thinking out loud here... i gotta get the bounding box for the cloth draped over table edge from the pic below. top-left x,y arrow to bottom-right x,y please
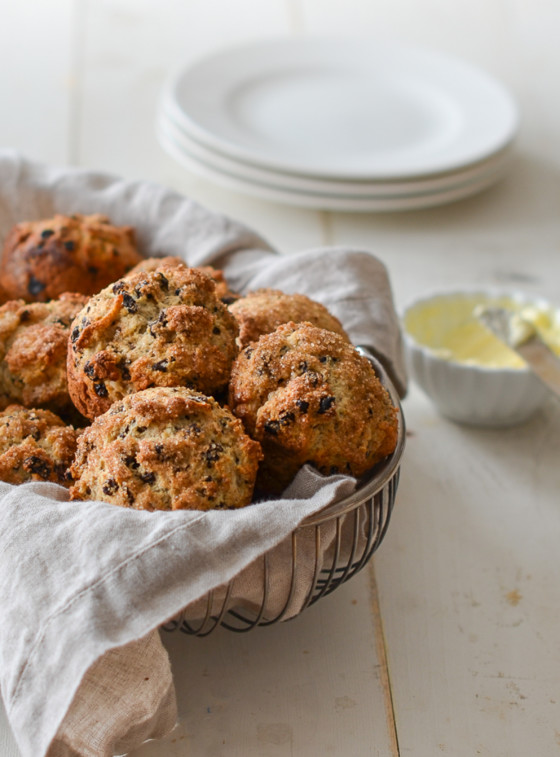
0,150 -> 407,757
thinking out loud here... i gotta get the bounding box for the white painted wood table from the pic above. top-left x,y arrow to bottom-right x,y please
1,1 -> 559,755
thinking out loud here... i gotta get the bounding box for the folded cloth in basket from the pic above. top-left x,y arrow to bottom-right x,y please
0,151 -> 406,757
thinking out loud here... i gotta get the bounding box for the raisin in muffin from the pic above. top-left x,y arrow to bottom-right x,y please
0,405 -> 78,485
228,322 -> 398,493
69,387 -> 262,511
229,288 -> 349,348
126,257 -> 239,304
0,213 -> 141,302
67,265 -> 239,419
0,293 -> 88,415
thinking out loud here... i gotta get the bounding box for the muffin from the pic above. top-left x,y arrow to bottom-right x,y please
0,293 -> 89,414
229,288 -> 349,348
69,387 -> 263,511
0,405 -> 78,485
228,322 -> 398,493
126,257 -> 239,304
126,255 -> 187,277
0,213 -> 142,301
67,265 -> 239,419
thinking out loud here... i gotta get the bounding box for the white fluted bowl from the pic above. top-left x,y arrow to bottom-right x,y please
402,290 -> 558,428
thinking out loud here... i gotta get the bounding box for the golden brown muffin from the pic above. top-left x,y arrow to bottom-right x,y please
126,257 -> 239,304
229,288 -> 349,348
197,265 -> 240,305
0,213 -> 142,302
228,322 -> 398,493
0,404 -> 78,485
69,387 -> 262,511
67,265 -> 240,419
0,293 -> 89,414
126,255 -> 187,276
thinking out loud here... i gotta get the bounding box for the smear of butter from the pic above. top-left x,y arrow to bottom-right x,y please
404,294 -> 560,369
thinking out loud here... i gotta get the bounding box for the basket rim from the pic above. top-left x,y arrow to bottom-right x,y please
298,348 -> 406,528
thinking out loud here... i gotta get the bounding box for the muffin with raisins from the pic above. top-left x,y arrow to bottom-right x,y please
69,387 -> 262,511
0,293 -> 88,415
229,288 -> 349,348
0,213 -> 141,302
67,265 -> 239,419
126,257 -> 239,305
0,405 -> 78,486
228,322 -> 398,493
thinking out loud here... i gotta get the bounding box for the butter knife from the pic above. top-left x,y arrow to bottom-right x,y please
476,306 -> 560,398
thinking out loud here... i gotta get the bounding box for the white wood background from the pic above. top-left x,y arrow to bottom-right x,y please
0,1 -> 560,755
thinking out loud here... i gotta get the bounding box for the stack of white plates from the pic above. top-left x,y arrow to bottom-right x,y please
157,38 -> 519,212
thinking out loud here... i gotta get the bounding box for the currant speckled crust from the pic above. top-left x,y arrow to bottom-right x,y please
67,265 -> 240,419
229,288 -> 349,348
0,293 -> 88,414
0,404 -> 78,485
228,322 -> 398,494
126,257 -> 240,304
69,387 -> 263,511
0,213 -> 142,302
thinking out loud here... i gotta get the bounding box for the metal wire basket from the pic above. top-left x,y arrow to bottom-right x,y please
164,349 -> 405,636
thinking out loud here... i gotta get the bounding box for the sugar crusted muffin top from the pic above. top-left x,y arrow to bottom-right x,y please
0,404 -> 78,485
0,293 -> 88,414
228,321 -> 398,493
229,288 -> 349,348
0,213 -> 142,302
67,265 -> 240,419
69,386 -> 263,511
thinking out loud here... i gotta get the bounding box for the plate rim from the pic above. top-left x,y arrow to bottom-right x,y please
157,119 -> 509,212
159,105 -> 514,198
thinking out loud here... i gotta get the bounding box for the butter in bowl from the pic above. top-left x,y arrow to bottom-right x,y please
402,290 -> 560,427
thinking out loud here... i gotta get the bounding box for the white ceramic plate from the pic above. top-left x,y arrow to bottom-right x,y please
158,106 -> 513,199
157,119 -> 509,212
164,37 -> 519,181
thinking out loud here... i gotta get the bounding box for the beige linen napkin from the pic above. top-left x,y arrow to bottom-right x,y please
0,151 -> 406,757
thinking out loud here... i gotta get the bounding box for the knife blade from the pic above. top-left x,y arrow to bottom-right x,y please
476,306 -> 560,398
